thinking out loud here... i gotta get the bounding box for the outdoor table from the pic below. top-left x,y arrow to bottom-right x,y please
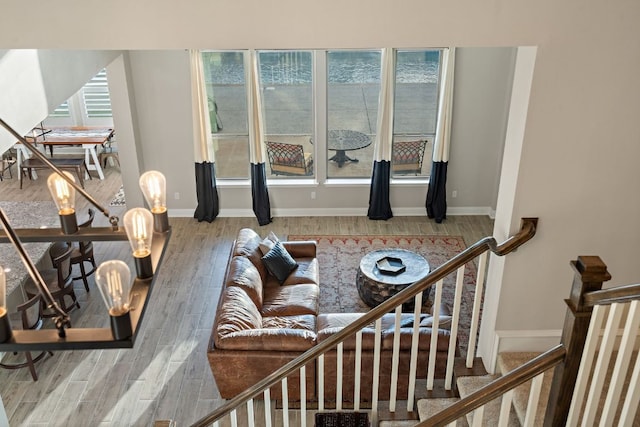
328,129 -> 372,167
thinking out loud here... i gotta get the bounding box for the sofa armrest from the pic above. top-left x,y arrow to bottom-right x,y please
283,241 -> 317,258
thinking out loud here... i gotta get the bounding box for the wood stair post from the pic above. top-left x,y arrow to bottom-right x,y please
543,256 -> 611,427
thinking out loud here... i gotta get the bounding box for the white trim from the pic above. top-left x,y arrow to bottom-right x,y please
169,206 -> 494,218
485,329 -> 562,373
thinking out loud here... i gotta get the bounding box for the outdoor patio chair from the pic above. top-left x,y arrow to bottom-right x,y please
392,140 -> 428,175
265,141 -> 313,176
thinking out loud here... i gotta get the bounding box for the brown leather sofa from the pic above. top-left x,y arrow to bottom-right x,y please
207,228 -> 452,402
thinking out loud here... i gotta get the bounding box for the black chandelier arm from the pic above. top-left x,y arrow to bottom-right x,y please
0,208 -> 71,332
0,117 -> 115,225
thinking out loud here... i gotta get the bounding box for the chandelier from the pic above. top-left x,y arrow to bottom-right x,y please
0,118 -> 171,351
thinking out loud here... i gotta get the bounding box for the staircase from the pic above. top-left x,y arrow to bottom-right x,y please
379,352 -> 547,427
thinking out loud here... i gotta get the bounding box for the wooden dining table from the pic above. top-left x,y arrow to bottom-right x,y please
18,126 -> 114,181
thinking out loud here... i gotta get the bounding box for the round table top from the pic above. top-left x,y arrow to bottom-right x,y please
359,248 -> 430,286
328,129 -> 372,151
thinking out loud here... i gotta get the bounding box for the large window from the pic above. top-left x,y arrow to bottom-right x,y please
327,50 -> 381,179
203,49 -> 443,181
392,50 -> 441,178
202,51 -> 250,179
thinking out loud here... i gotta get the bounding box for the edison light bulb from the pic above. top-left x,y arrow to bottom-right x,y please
95,260 -> 132,316
123,208 -> 153,258
139,171 -> 166,214
47,172 -> 76,215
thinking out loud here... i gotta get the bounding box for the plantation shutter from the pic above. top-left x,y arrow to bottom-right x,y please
82,69 -> 112,118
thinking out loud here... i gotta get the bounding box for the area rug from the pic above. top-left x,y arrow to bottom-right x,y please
287,234 -> 480,355
109,185 -> 126,207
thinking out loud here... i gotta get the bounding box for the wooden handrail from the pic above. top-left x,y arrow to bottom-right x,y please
190,217 -> 538,427
583,283 -> 640,307
420,345 -> 566,426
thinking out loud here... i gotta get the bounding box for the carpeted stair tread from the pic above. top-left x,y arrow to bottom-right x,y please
457,375 -> 521,426
497,352 -> 551,427
417,398 -> 468,426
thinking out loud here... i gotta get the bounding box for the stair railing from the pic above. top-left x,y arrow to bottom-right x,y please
421,255 -> 640,427
190,217 -> 538,427
422,345 -> 566,426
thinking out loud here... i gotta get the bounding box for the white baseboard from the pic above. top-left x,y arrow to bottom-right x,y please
168,206 -> 494,218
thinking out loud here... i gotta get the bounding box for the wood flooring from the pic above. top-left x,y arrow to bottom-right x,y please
0,165 -> 493,426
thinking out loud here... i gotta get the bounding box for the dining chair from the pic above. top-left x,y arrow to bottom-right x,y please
0,294 -> 54,381
265,141 -> 313,176
99,139 -> 120,169
392,140 -> 428,175
23,242 -> 79,316
0,148 -> 16,181
69,208 -> 97,292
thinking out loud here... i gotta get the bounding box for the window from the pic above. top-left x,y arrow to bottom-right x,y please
202,51 -> 250,179
327,50 -> 381,178
81,69 -> 112,118
49,101 -> 70,118
203,49 -> 443,182
259,51 -> 314,179
391,50 -> 441,178
46,69 -> 113,126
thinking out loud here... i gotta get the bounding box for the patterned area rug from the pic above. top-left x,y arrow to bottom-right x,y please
287,234 -> 479,355
109,185 -> 126,207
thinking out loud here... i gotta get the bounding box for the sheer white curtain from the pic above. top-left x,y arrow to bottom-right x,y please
246,50 -> 267,165
433,47 -> 455,165
189,49 -> 219,222
245,50 -> 271,225
368,47 -> 395,220
190,50 -> 214,163
373,47 -> 395,163
426,47 -> 456,223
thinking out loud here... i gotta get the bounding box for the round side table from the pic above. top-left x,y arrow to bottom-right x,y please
356,248 -> 430,311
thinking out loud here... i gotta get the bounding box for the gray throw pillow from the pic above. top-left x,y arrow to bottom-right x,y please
262,241 -> 298,284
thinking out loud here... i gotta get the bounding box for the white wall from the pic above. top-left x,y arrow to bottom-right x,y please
0,50 -> 121,153
1,0 -> 639,362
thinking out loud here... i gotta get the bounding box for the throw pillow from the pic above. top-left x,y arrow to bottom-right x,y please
259,231 -> 280,255
262,241 -> 298,284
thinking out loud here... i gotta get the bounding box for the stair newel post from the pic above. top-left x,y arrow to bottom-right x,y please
543,256 -> 611,427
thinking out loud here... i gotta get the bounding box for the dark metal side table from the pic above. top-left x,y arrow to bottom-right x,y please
356,248 -> 430,310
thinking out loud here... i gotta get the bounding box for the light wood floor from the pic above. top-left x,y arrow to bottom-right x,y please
0,165 -> 494,426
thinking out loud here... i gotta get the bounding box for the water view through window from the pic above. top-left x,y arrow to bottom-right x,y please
202,49 -> 441,179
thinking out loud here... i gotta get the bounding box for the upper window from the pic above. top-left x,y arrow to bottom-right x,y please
203,49 -> 443,182
391,50 -> 441,178
202,51 -> 250,179
327,50 -> 381,179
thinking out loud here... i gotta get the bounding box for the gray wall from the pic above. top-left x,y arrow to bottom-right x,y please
119,47 -> 515,216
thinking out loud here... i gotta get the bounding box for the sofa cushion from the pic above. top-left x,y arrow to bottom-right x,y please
317,313 -> 452,351
233,228 -> 269,282
226,256 -> 263,308
217,315 -> 317,351
262,283 -> 319,316
215,287 -> 262,349
259,231 -> 280,255
262,242 -> 298,284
